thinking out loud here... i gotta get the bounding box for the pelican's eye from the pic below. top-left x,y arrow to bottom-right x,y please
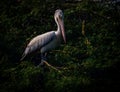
59,14 -> 63,19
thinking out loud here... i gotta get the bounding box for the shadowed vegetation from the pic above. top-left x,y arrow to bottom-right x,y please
0,0 -> 120,92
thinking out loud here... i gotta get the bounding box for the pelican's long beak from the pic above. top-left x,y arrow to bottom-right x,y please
58,18 -> 66,43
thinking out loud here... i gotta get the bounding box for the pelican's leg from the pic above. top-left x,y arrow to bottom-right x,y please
38,53 -> 47,66
41,53 -> 47,61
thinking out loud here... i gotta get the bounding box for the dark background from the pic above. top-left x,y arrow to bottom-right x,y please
0,0 -> 120,92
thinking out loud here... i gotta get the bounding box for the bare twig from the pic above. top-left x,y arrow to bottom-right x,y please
42,60 -> 61,72
91,11 -> 111,19
82,20 -> 85,36
41,60 -> 68,78
82,20 -> 91,45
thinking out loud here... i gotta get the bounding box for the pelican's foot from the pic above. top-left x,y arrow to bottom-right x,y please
36,59 -> 45,68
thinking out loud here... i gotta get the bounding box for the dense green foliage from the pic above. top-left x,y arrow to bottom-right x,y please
0,0 -> 120,92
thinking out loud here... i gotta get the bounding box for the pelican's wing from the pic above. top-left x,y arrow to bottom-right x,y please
20,31 -> 56,60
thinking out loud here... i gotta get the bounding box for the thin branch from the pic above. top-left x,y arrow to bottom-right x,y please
91,11 -> 111,20
42,60 -> 68,78
82,20 -> 91,45
42,60 -> 61,72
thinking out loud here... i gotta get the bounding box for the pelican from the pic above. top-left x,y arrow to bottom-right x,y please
20,9 -> 66,66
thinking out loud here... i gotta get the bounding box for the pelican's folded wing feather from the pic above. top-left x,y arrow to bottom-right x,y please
20,31 -> 56,60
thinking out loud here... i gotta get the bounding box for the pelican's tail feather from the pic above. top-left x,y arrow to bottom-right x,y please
20,46 -> 30,61
20,53 -> 26,61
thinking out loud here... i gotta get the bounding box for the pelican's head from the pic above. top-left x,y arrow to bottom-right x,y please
54,9 -> 66,43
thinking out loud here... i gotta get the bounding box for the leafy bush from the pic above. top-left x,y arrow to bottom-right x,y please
0,0 -> 120,92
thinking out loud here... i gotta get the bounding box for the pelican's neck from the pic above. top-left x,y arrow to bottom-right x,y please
55,18 -> 61,35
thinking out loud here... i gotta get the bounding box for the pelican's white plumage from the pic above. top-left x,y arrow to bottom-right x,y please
21,9 -> 66,61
